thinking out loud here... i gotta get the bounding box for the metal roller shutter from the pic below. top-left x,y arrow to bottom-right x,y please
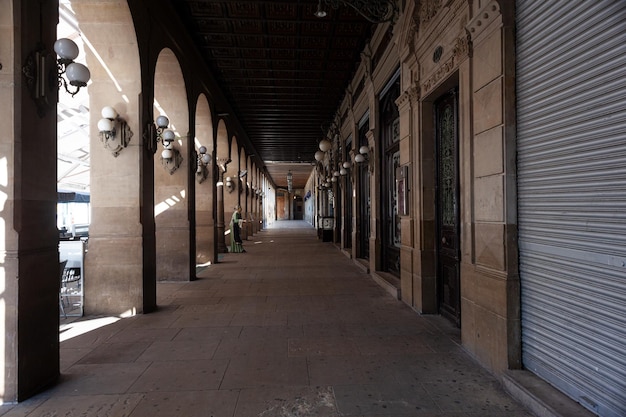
516,1 -> 626,416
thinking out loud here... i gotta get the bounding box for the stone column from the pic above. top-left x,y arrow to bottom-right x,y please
216,158 -> 228,253
3,1 -> 60,401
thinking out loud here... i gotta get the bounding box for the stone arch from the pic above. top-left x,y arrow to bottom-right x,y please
153,47 -> 190,281
214,118 -> 229,253
194,94 -> 215,264
224,135 -> 241,243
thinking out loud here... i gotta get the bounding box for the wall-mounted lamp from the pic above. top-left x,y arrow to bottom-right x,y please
319,139 -> 332,152
225,176 -> 234,193
22,38 -> 91,117
155,115 -> 183,174
196,145 -> 211,183
354,145 -> 369,163
340,161 -> 351,175
97,106 -> 133,157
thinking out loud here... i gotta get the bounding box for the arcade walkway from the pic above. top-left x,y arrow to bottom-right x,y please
1,221 -> 534,416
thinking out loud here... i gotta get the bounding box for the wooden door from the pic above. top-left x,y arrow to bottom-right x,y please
435,89 -> 461,326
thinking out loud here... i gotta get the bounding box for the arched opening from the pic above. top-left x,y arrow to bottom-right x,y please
215,119 -> 229,253
153,48 -> 190,281
71,0 -> 143,316
194,94 -> 215,266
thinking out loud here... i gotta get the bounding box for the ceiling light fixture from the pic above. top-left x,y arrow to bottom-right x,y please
314,0 -> 327,18
287,170 -> 293,193
313,0 -> 398,24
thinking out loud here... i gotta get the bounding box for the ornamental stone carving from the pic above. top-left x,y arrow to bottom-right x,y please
422,32 -> 471,94
419,0 -> 443,24
422,54 -> 455,94
453,31 -> 472,60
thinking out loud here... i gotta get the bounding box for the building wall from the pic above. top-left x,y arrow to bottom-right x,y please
333,0 -> 519,375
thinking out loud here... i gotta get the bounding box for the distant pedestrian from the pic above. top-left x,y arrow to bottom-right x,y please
230,205 -> 245,253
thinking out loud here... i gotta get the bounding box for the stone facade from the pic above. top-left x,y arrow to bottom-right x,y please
327,0 -> 520,374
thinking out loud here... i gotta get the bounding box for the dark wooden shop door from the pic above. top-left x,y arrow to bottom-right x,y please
435,89 -> 461,326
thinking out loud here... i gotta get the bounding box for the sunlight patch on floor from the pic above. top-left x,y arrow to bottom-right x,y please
59,316 -> 120,342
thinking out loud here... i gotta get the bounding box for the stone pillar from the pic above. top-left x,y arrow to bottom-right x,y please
396,85 -> 419,308
74,0 -> 148,313
216,159 -> 228,253
365,128 -> 380,273
3,1 -> 60,401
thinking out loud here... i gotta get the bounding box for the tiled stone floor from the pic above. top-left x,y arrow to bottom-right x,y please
0,220 -> 535,416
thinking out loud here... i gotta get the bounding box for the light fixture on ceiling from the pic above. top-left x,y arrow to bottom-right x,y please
97,106 -> 133,157
155,115 -> 183,174
314,0 -> 327,18
22,37 -> 91,117
287,170 -> 293,193
196,145 -> 211,183
313,0 -> 398,24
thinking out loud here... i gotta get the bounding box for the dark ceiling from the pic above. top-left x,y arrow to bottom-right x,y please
171,0 -> 377,188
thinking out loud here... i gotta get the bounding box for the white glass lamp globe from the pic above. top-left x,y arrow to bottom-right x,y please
319,139 -> 331,152
163,129 -> 175,142
101,106 -> 118,120
66,62 -> 90,86
198,145 -> 207,154
161,149 -> 173,159
156,115 -> 169,128
97,118 -> 113,132
314,150 -> 325,161
54,38 -> 79,61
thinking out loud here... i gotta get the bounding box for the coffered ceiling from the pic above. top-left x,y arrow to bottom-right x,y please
171,0 -> 376,189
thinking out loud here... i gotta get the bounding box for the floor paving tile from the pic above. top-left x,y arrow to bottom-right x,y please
128,390 -> 239,417
135,339 -> 220,362
49,362 -> 151,396
127,359 -> 229,393
5,394 -> 144,417
77,341 -> 151,364
220,355 -> 309,389
333,382 -> 440,416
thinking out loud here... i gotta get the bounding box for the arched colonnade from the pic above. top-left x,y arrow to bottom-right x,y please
2,0 -> 270,402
